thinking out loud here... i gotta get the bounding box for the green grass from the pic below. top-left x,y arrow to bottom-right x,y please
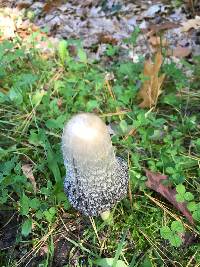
0,31 -> 200,267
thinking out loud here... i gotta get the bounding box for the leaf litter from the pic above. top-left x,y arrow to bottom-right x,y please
1,0 -> 199,62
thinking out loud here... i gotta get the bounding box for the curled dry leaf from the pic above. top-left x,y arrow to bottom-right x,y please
145,169 -> 194,225
22,164 -> 37,193
57,98 -> 63,108
181,16 -> 200,32
43,0 -> 65,13
17,2 -> 32,9
168,46 -> 192,58
148,22 -> 180,33
39,244 -> 49,256
98,33 -> 118,45
137,52 -> 165,108
148,36 -> 168,47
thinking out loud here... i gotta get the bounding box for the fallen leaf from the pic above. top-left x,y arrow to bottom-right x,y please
39,244 -> 49,256
148,36 -> 168,47
17,2 -> 32,9
148,22 -> 180,33
43,0 -> 65,13
168,46 -> 192,58
123,127 -> 137,140
145,169 -> 194,225
98,33 -> 118,45
80,0 -> 101,7
142,4 -> 163,18
22,164 -> 37,193
57,98 -> 63,108
181,16 -> 200,32
68,45 -> 77,57
137,52 -> 165,108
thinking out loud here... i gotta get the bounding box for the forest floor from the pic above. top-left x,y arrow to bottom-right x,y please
1,0 -> 200,266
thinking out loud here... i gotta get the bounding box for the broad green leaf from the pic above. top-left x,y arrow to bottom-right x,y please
14,73 -> 38,87
123,27 -> 140,45
45,115 -> 66,129
0,157 -> 16,177
9,87 -> 23,105
166,167 -> 174,174
49,207 -> 56,215
20,193 -> 30,216
29,198 -> 41,210
169,235 -> 182,247
86,100 -> 99,112
43,133 -> 61,183
21,219 -> 32,237
176,184 -> 185,194
58,40 -> 70,64
193,210 -> 200,221
44,211 -> 53,223
119,120 -> 128,133
44,207 -> 56,223
77,48 -> 87,64
150,129 -> 163,140
184,192 -> 194,201
171,221 -> 184,233
187,202 -> 197,212
28,130 -> 45,147
32,90 -> 46,106
55,192 -> 71,210
176,194 -> 185,203
0,188 -> 8,204
106,45 -> 119,57
95,258 -> 128,267
141,256 -> 153,267
160,226 -> 172,239
35,210 -> 43,220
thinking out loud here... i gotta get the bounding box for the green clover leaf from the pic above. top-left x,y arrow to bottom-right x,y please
169,235 -> 182,247
171,221 -> 184,233
160,226 -> 172,239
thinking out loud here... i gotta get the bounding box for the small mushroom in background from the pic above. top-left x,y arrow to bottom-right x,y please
62,113 -> 128,220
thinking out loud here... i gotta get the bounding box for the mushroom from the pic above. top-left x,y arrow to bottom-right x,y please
62,113 -> 128,219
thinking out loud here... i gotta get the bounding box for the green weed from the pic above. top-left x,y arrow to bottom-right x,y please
0,30 -> 200,266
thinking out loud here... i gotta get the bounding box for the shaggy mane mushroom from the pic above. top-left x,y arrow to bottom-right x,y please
62,113 -> 128,219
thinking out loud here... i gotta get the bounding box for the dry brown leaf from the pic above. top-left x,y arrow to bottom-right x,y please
168,46 -> 192,58
17,2 -> 32,9
98,33 -> 118,45
22,164 -> 37,193
43,0 -> 65,13
148,36 -> 168,47
181,16 -> 200,32
57,98 -> 63,108
68,45 -> 77,56
137,52 -> 165,108
148,22 -> 180,33
145,169 -> 194,225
